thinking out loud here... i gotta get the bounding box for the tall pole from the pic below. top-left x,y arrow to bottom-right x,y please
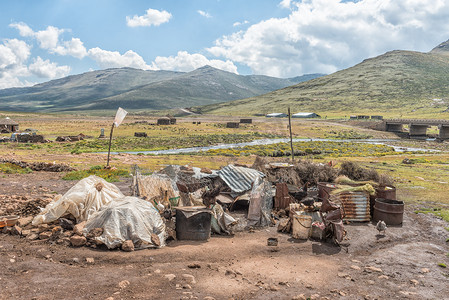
106,123 -> 115,168
288,107 -> 294,162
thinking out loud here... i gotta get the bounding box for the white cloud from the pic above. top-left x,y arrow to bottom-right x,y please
53,38 -> 88,59
152,51 -> 238,73
198,10 -> 212,18
88,47 -> 155,70
10,22 -> 87,59
233,20 -> 249,27
126,8 -> 172,27
0,39 -> 32,88
208,0 -> 449,77
28,56 -> 70,78
279,0 -> 293,9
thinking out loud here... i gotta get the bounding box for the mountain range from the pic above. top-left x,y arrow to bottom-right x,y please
201,40 -> 449,117
0,66 -> 323,112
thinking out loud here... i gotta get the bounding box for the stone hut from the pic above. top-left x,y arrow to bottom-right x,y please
0,118 -> 19,132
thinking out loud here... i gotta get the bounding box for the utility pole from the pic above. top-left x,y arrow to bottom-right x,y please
288,107 -> 294,162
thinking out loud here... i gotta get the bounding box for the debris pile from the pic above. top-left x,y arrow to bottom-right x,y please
1,158 -> 397,251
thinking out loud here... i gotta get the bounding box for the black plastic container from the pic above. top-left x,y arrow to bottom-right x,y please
175,206 -> 212,240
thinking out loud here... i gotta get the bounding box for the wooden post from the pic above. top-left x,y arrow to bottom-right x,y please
288,107 -> 294,161
106,123 -> 115,168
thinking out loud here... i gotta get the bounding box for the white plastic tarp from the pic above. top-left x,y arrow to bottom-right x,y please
32,175 -> 124,225
83,196 -> 166,249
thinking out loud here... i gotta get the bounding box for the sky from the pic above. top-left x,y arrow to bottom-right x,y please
1,0 -> 449,89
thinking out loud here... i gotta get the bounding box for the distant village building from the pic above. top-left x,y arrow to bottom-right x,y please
157,117 -> 171,125
266,113 -> 288,118
226,122 -> 240,128
291,112 -> 320,118
239,118 -> 253,124
0,117 -> 19,132
370,115 -> 383,120
356,115 -> 370,120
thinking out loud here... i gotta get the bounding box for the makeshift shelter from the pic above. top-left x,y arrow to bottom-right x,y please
292,112 -> 320,118
32,176 -> 124,225
0,117 -> 19,132
83,196 -> 166,249
226,122 -> 240,128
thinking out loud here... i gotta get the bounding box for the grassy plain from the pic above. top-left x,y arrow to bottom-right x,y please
1,112 -> 448,216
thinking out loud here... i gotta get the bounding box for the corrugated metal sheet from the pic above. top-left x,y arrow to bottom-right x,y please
336,191 -> 370,222
217,165 -> 265,193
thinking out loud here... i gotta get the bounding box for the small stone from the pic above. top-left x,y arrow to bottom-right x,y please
86,227 -> 103,239
72,258 -> 80,263
378,275 -> 389,280
121,240 -> 134,252
154,269 -> 161,274
37,224 -> 49,232
73,221 -> 86,236
203,297 -> 216,300
151,233 -> 161,247
52,226 -> 63,234
351,259 -> 361,263
11,225 -> 22,236
70,235 -> 87,247
410,279 -> 419,286
86,257 -> 95,264
182,284 -> 192,290
339,291 -> 346,296
104,297 -> 114,300
350,265 -> 361,270
21,229 -> 31,236
26,233 -> 39,240
225,270 -> 236,276
164,274 -> 176,281
278,281 -> 288,286
17,216 -> 33,227
10,258 -> 15,263
267,285 -> 279,291
365,266 -> 382,273
39,231 -> 52,240
182,274 -> 196,284
367,280 -> 375,285
118,280 -> 130,289
188,263 -> 201,269
310,294 -> 320,300
421,268 -> 430,273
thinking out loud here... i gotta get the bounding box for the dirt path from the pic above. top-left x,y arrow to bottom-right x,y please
1,173 -> 448,299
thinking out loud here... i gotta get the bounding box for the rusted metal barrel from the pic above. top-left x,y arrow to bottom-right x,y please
337,191 -> 371,222
370,185 -> 396,216
373,198 -> 404,225
317,182 -> 337,201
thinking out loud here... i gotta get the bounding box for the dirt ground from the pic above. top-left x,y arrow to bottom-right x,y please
1,172 -> 449,300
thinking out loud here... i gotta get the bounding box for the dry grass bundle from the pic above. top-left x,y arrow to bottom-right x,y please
338,161 -> 380,182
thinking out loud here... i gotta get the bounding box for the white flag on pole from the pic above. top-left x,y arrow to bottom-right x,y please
113,107 -> 128,127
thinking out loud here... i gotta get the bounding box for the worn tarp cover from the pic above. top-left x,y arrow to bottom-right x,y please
83,196 -> 166,249
247,177 -> 274,227
217,165 -> 265,193
32,175 -> 124,225
136,173 -> 179,202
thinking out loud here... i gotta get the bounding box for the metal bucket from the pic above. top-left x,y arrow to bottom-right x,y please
373,198 -> 404,225
175,206 -> 212,240
292,215 -> 312,239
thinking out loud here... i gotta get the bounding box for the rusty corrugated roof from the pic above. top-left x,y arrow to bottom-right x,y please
0,118 -> 18,125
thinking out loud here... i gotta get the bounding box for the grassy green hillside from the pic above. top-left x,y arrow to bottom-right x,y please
200,48 -> 449,118
0,66 -> 323,112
